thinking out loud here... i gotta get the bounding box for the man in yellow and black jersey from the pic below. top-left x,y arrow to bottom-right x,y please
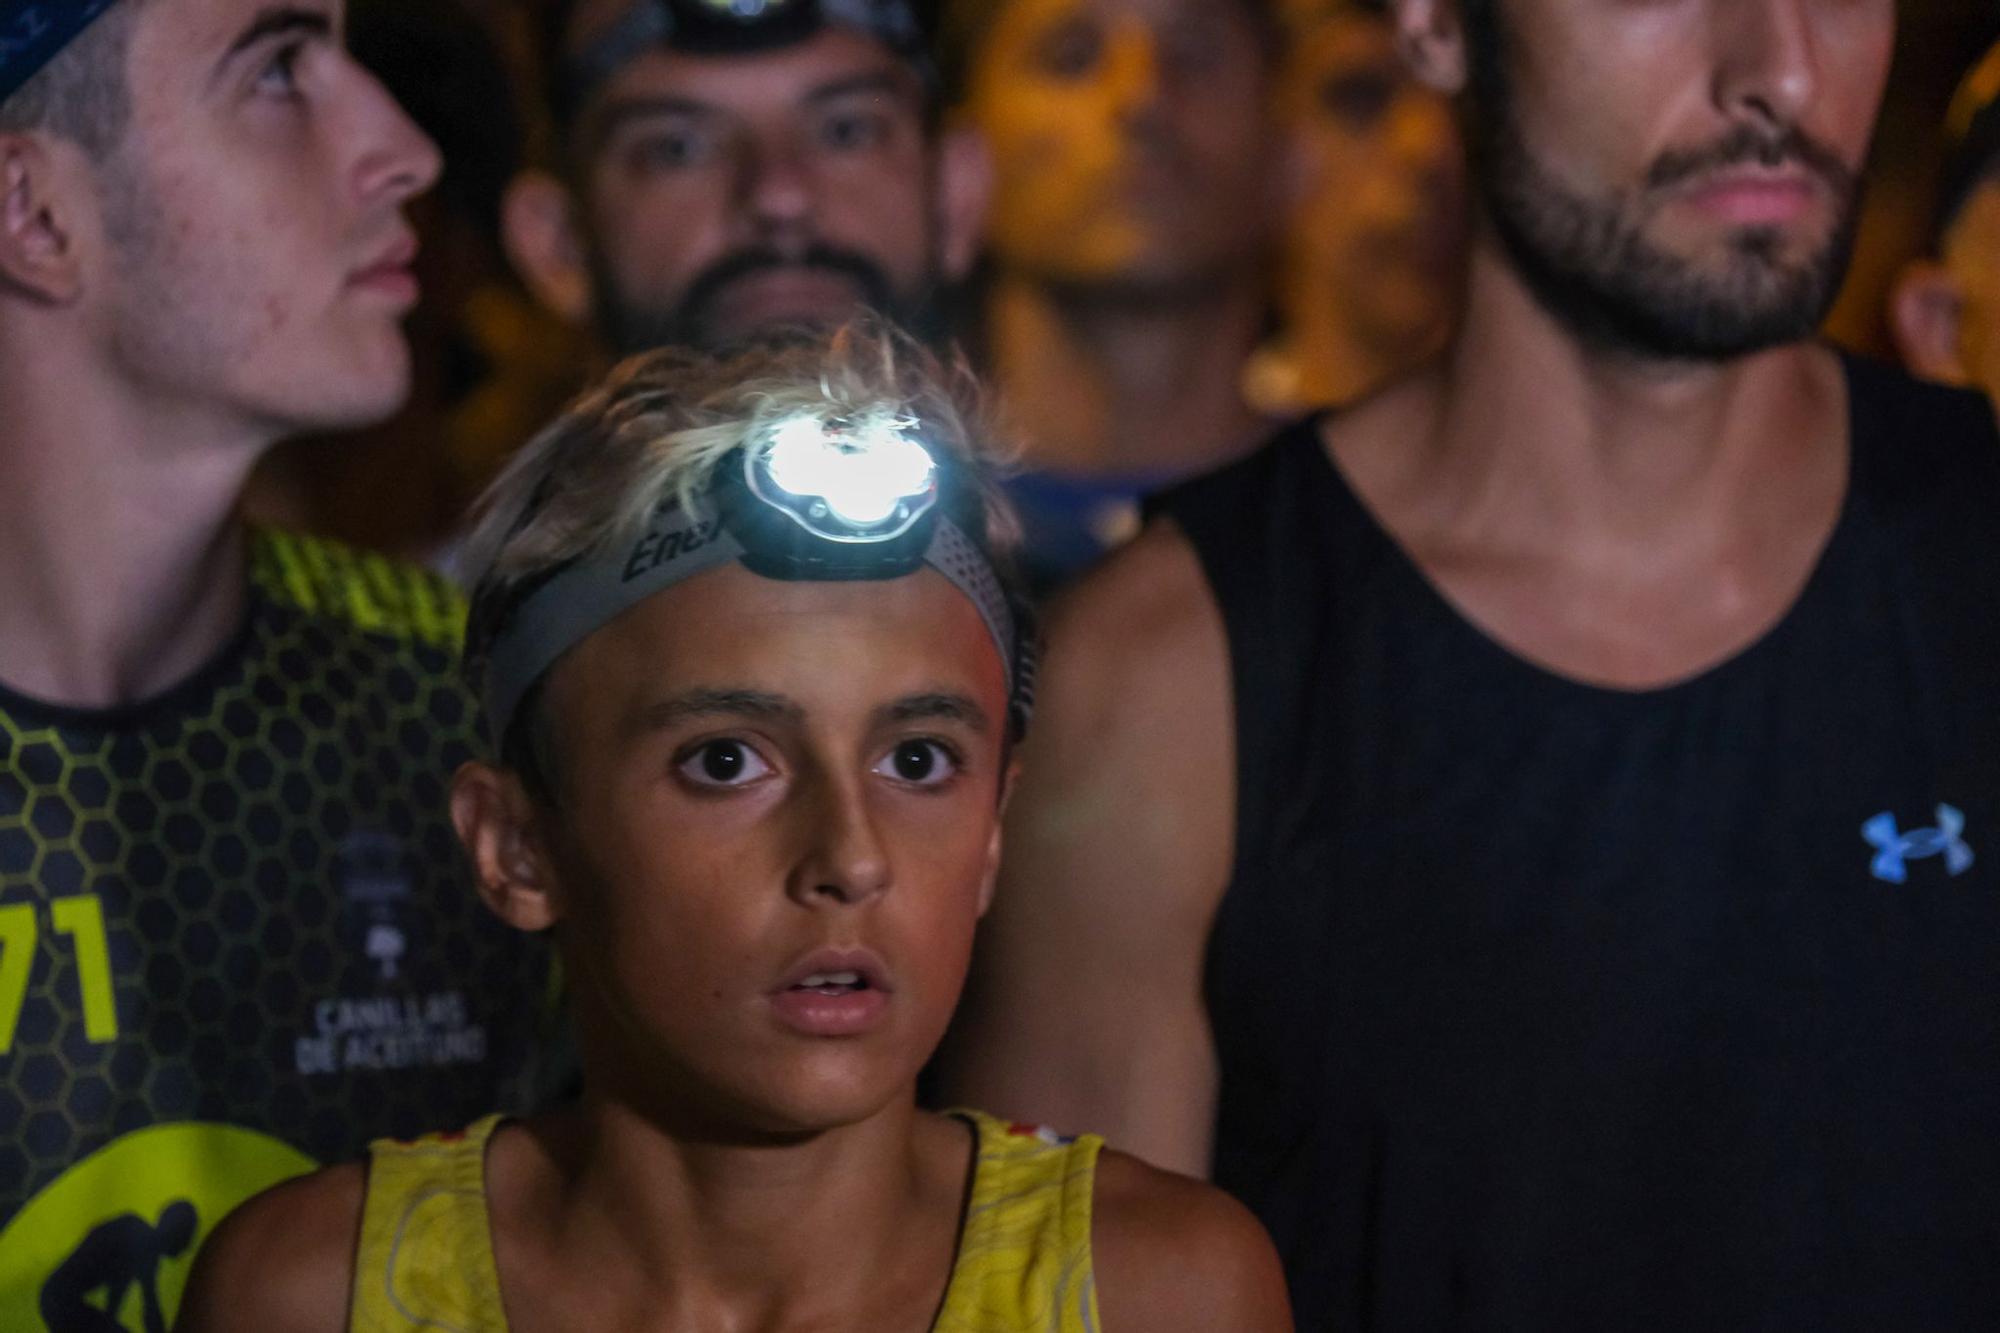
0,2 -> 558,1327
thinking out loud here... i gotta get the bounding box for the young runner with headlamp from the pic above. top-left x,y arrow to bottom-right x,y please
177,325 -> 1290,1333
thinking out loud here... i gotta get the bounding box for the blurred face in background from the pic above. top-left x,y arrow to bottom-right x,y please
1277,4 -> 1463,361
507,2 -> 986,354
1890,46 -> 2000,414
1940,185 -> 2000,407
1893,179 -> 2000,412
962,0 -> 1278,292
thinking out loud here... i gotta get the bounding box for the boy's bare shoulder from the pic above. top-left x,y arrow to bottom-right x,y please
174,1162 -> 366,1333
1090,1148 -> 1294,1332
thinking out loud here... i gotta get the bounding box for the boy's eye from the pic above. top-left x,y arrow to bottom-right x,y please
678,740 -> 773,787
873,740 -> 961,787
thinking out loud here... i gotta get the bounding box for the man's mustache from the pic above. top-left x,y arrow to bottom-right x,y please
1647,123 -> 1856,200
680,245 -> 895,325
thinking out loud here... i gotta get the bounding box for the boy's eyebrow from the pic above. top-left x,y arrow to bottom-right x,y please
219,5 -> 334,65
877,692 -> 991,735
636,688 -> 804,730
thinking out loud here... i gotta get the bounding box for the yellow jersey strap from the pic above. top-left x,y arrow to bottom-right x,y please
351,1115 -> 510,1333
346,1109 -> 1099,1333
250,527 -> 467,651
934,1109 -> 1103,1332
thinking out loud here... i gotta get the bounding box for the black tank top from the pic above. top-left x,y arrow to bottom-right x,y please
1160,355 -> 2000,1331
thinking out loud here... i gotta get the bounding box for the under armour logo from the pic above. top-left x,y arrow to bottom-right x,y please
1861,805 -> 1975,884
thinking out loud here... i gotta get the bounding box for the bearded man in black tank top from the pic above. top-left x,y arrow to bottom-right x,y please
940,0 -> 2000,1327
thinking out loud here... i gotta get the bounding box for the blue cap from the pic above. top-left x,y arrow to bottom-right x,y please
0,1 -> 121,108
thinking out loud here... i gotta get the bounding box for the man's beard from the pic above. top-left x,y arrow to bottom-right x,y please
1461,5 -> 1864,362
591,244 -> 939,357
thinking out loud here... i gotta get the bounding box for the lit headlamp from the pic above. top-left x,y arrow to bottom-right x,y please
728,414 -> 942,581
483,415 -> 1032,749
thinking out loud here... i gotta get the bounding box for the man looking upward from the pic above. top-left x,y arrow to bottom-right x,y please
946,0 -> 2000,1326
0,1 -> 556,1321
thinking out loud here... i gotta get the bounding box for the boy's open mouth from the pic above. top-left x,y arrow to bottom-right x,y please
791,970 -> 871,997
770,953 -> 892,1036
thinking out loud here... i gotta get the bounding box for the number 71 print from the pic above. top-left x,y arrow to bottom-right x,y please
0,897 -> 120,1055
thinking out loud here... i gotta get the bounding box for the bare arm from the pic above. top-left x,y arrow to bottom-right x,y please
1091,1150 -> 1294,1333
173,1164 -> 364,1333
938,520 -> 1235,1176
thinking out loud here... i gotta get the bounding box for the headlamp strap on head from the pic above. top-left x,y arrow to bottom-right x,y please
483,494 -> 1023,748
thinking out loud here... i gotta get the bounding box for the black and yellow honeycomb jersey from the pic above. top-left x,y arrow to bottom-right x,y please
0,528 -> 559,1330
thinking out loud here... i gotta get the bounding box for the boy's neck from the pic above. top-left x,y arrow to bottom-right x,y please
492,1095 -> 975,1331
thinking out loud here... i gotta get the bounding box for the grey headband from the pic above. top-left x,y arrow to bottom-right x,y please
483,497 -> 1019,745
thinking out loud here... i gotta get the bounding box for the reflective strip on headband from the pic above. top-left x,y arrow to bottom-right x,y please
483,501 -> 1018,745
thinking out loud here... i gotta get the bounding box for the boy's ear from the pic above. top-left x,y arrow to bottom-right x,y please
0,135 -> 86,305
503,169 -> 594,327
450,761 -> 566,932
976,758 -> 1024,918
1391,0 -> 1471,97
1891,260 -> 1970,387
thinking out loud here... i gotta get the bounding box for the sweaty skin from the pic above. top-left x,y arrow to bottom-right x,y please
940,0 -> 1895,1176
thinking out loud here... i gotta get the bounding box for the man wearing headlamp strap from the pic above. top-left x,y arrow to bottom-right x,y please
180,326 -> 1290,1333
504,0 -> 987,360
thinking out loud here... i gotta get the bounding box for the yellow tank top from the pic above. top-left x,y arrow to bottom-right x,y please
349,1110 -> 1102,1332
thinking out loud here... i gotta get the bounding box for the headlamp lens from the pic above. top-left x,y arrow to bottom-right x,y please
753,415 -> 938,540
